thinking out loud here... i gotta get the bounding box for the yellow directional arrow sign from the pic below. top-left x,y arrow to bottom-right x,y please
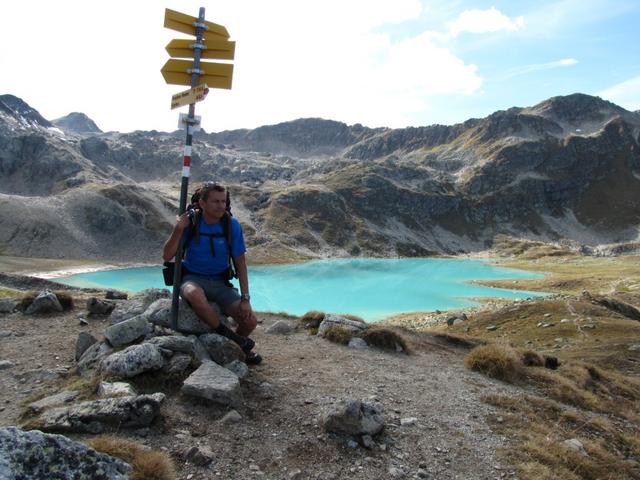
166,38 -> 235,60
171,84 -> 209,110
164,8 -> 229,41
161,59 -> 233,89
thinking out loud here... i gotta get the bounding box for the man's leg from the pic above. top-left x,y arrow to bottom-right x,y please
181,281 -> 222,329
225,300 -> 258,337
181,280 -> 254,352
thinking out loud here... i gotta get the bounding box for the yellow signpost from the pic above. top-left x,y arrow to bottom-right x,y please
171,84 -> 209,110
161,6 -> 235,328
165,38 -> 235,60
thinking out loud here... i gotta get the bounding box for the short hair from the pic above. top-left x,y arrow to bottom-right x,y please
197,182 -> 225,201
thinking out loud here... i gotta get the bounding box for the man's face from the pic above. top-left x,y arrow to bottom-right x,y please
199,190 -> 227,220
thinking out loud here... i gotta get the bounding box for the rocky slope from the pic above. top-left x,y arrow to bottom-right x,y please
0,93 -> 639,262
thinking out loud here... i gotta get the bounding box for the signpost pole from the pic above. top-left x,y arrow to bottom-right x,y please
170,6 -> 207,330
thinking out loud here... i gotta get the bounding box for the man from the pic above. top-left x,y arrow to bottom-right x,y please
163,182 -> 261,364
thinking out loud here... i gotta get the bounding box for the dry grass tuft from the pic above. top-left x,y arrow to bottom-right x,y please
341,314 -> 366,323
87,435 -> 176,480
323,326 -> 353,345
360,328 -> 413,354
16,290 -> 74,311
465,344 -> 525,383
299,310 -> 326,329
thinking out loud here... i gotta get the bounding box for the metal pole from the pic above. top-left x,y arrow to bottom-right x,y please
171,6 -> 206,330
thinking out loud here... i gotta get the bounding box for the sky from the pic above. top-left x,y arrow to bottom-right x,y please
1,0 -> 639,133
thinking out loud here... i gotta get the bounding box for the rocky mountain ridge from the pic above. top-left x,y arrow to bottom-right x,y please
0,92 -> 639,263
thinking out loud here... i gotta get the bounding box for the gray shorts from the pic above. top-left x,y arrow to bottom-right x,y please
181,274 -> 240,311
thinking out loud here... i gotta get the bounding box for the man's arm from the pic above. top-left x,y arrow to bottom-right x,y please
233,253 -> 250,298
162,213 -> 190,262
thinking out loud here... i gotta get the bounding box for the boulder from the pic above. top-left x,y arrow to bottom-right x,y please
104,315 -> 152,347
77,341 -> 113,377
224,359 -> 249,379
198,333 -> 246,365
98,381 -> 137,397
0,427 -> 130,479
87,297 -> 116,315
109,288 -> 170,324
181,359 -> 243,407
266,320 -> 296,335
318,315 -> 368,337
28,393 -> 166,433
161,352 -> 192,375
75,331 -> 97,361
101,343 -> 164,378
144,298 -> 222,334
0,298 -> 18,313
106,290 -> 128,300
147,334 -> 195,354
27,390 -> 81,415
323,400 -> 385,437
24,290 -> 63,315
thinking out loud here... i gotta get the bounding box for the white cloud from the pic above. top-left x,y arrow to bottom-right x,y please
598,76 -> 640,111
502,58 -> 578,79
448,7 -> 524,37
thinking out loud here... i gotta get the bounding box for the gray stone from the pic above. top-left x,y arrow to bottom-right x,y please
0,427 -> 130,479
98,381 -> 137,397
400,417 -> 418,427
318,315 -> 368,337
0,360 -> 14,370
183,445 -> 215,466
78,341 -> 114,377
348,337 -> 369,349
0,330 -> 12,337
224,359 -> 249,379
220,409 -> 243,424
562,438 -> 588,456
0,298 -> 18,313
75,331 -> 97,361
190,335 -> 212,362
181,359 -> 243,407
162,352 -> 192,375
102,343 -> 164,378
486,325 -> 498,331
105,290 -> 128,300
323,400 -> 385,436
27,390 -> 81,415
24,290 -> 63,315
109,288 -> 170,325
31,393 -> 165,433
16,368 -> 68,383
104,315 -> 152,347
144,297 -> 222,334
87,297 -> 116,315
199,332 -> 246,365
628,344 -> 640,351
266,320 -> 295,335
147,334 -> 195,354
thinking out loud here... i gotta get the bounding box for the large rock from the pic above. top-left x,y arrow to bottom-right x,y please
0,427 -> 130,479
28,393 -> 166,433
102,343 -> 164,378
27,390 -> 81,415
147,334 -> 195,354
109,288 -> 170,324
104,315 -> 152,347
144,298 -> 224,334
318,315 -> 368,337
198,333 -> 246,365
24,290 -> 63,315
0,298 -> 18,313
77,341 -> 114,377
323,400 -> 385,436
75,331 -> 97,361
181,359 -> 243,407
87,297 -> 116,315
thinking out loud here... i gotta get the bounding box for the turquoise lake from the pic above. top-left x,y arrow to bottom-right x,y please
58,258 -> 545,321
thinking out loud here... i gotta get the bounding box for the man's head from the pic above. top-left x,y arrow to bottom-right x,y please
197,182 -> 227,221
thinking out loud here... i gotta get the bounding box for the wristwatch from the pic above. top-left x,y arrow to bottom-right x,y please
240,293 -> 250,301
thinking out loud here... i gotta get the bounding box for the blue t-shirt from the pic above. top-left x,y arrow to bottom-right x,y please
182,216 -> 246,276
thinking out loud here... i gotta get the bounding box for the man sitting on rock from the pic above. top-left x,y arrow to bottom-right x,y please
163,182 -> 261,364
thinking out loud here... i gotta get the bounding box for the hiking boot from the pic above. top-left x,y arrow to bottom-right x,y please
240,336 -> 255,355
245,351 -> 262,365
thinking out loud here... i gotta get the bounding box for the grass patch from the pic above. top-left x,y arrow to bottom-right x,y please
465,343 -> 524,383
360,327 -> 413,354
299,310 -> 326,329
323,326 -> 353,345
87,435 -> 176,480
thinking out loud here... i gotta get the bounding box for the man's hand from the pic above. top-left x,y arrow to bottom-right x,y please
238,298 -> 252,321
175,212 -> 190,231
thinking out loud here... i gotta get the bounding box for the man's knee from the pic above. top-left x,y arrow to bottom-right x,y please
181,282 -> 206,303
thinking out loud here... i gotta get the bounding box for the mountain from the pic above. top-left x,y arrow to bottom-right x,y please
0,92 -> 639,263
52,112 -> 102,135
